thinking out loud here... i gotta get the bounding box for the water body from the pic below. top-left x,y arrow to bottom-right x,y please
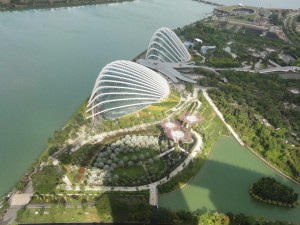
211,0 -> 300,9
0,0 -> 215,197
159,136 -> 300,222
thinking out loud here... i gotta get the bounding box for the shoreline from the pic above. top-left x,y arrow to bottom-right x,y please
2,7 -> 300,224
0,0 -> 133,12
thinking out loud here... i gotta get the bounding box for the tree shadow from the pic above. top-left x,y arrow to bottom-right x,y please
158,156 -> 300,224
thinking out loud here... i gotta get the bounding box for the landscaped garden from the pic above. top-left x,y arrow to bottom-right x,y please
98,90 -> 181,132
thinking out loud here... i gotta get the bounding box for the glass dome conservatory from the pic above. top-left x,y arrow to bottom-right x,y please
86,60 -> 170,120
145,27 -> 191,63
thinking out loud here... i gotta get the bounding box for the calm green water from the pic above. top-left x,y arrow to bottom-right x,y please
159,136 -> 300,222
0,0 -> 214,197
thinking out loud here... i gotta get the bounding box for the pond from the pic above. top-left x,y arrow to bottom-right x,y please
159,136 -> 300,223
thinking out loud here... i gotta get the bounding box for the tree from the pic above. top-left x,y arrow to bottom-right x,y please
32,166 -> 64,194
198,212 -> 229,225
58,153 -> 72,165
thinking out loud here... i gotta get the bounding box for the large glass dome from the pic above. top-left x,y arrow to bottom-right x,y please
146,27 -> 191,63
86,60 -> 170,120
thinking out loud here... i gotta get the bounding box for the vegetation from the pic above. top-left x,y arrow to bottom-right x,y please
207,71 -> 300,182
95,192 -> 151,222
0,200 -> 10,218
87,135 -> 170,186
250,177 -> 299,207
269,12 -> 283,26
15,205 -> 100,223
32,166 -> 65,194
177,20 -> 300,67
98,90 -> 180,132
0,0 -> 134,12
47,100 -> 91,149
158,95 -> 226,193
15,201 -> 296,225
199,212 -> 229,225
283,15 -> 300,48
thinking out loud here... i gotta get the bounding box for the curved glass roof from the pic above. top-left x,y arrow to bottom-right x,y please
146,27 -> 191,63
87,60 -> 170,120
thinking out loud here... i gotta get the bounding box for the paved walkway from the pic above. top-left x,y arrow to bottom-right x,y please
1,182 -> 34,225
149,186 -> 158,206
202,89 -> 245,146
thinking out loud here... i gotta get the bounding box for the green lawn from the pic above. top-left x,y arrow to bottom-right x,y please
113,166 -> 145,178
16,206 -> 101,223
100,90 -> 181,131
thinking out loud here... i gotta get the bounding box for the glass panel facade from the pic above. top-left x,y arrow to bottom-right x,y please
146,27 -> 191,63
87,60 -> 170,120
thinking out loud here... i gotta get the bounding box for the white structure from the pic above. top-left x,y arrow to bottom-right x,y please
194,38 -> 203,43
87,60 -> 170,120
146,27 -> 191,63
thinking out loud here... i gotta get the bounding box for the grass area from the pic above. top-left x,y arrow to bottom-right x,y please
113,166 -> 145,178
95,192 -> 151,223
146,160 -> 166,172
196,95 -> 228,143
149,90 -> 181,113
16,205 -> 100,223
100,90 -> 180,132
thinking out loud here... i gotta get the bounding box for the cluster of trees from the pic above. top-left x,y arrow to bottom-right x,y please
86,135 -> 168,186
208,71 -> 300,181
158,154 -> 205,193
269,12 -> 284,26
58,143 -> 100,167
155,210 -> 296,225
32,165 -> 65,194
250,177 -> 298,207
178,19 -> 300,68
93,135 -> 160,169
94,193 -> 297,225
48,111 -> 87,148
2,0 -> 134,10
95,193 -> 152,222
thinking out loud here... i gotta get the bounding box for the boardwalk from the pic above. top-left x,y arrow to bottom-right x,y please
149,186 -> 158,206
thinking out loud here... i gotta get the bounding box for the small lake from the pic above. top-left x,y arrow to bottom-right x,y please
159,136 -> 300,223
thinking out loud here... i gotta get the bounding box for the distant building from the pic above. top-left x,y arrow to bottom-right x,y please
183,41 -> 194,48
200,46 -> 216,54
194,38 -> 203,43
